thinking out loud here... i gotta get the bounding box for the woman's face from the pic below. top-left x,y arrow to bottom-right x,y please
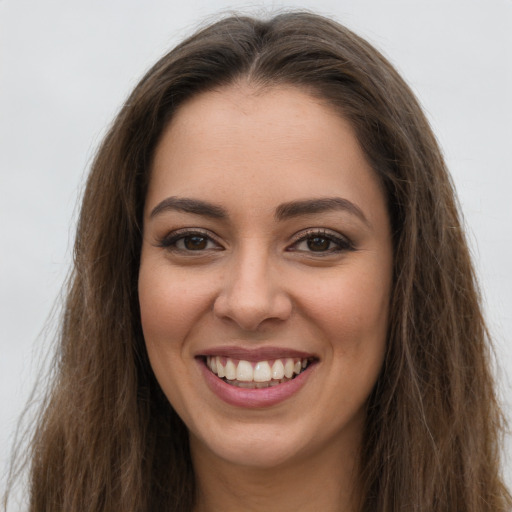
139,85 -> 393,470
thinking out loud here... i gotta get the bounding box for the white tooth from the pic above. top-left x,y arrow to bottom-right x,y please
271,360 -> 285,379
294,360 -> 302,375
284,358 -> 294,378
254,361 -> 272,382
236,360 -> 253,381
302,359 -> 307,369
225,359 -> 236,380
210,356 -> 217,374
216,356 -> 225,378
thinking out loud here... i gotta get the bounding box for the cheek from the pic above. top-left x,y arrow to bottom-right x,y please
300,265 -> 390,336
138,261 -> 200,410
138,260 -> 214,346
310,268 -> 390,403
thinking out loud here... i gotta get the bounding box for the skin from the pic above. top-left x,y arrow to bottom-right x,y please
139,84 -> 393,512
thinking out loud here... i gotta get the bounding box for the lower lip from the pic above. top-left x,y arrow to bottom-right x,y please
198,359 -> 315,408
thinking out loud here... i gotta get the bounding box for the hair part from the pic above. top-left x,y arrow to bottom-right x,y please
6,11 -> 511,512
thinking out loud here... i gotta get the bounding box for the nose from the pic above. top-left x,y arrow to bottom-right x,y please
213,248 -> 293,331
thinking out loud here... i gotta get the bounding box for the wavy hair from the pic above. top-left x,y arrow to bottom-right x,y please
6,11 -> 511,512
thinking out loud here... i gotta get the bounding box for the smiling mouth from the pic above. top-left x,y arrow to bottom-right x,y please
204,356 -> 314,389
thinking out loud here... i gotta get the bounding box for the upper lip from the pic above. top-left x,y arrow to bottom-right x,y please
197,346 -> 317,362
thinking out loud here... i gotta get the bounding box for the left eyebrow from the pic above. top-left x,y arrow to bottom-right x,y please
149,196 -> 228,219
275,197 -> 370,226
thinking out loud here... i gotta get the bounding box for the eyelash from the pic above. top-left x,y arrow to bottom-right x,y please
287,229 -> 354,255
157,229 -> 222,252
157,228 -> 354,255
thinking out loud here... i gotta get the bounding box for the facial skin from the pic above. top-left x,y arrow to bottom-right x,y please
139,85 -> 393,510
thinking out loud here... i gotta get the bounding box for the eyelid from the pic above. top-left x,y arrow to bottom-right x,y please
155,227 -> 353,254
287,228 -> 354,253
157,228 -> 224,250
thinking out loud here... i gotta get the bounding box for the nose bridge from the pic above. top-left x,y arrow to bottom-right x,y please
213,239 -> 291,330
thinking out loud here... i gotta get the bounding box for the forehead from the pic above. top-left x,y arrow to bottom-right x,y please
146,85 -> 385,224
159,84 -> 350,159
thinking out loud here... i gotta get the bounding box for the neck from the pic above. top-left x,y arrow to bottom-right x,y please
191,436 -> 361,512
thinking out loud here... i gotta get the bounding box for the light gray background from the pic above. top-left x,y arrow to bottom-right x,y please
1,0 -> 511,504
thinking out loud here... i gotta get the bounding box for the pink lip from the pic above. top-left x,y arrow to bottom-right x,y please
198,345 -> 315,362
198,358 -> 316,408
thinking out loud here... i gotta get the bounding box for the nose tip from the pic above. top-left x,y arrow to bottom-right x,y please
214,291 -> 292,331
213,266 -> 292,331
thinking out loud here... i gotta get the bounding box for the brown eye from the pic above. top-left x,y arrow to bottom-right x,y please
288,229 -> 354,255
307,236 -> 331,252
184,235 -> 208,250
159,230 -> 222,252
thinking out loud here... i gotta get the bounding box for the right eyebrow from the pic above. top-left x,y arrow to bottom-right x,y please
149,197 -> 228,219
275,196 -> 371,227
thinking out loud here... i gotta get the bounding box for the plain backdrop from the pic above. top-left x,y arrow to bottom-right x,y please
1,0 -> 511,504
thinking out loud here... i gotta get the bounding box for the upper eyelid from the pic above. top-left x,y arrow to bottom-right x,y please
156,227 -> 352,249
287,228 -> 354,252
157,228 -> 223,247
289,227 -> 350,243
167,227 -> 216,237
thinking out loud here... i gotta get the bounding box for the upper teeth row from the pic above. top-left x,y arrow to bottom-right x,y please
206,356 -> 308,382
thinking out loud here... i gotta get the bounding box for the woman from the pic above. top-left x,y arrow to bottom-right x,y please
7,11 -> 511,512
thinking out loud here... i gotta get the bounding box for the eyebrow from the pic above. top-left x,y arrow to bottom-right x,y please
150,197 -> 227,219
275,197 -> 370,226
150,195 -> 369,226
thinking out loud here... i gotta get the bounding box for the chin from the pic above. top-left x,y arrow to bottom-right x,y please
189,420 -> 338,472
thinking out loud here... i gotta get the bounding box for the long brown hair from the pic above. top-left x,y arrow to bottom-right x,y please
5,12 -> 511,511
